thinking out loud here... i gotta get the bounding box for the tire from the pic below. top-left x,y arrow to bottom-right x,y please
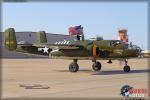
92,61 -> 101,71
123,65 -> 130,72
69,62 -> 79,72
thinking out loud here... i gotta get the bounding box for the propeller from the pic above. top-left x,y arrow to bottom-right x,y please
135,46 -> 143,58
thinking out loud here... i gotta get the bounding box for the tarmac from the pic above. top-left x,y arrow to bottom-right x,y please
1,58 -> 150,99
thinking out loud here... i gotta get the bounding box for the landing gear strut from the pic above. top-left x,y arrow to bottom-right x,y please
123,59 -> 130,72
69,59 -> 79,72
92,59 -> 102,71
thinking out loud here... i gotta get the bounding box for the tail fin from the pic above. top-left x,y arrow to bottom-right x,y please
36,31 -> 47,43
4,28 -> 17,50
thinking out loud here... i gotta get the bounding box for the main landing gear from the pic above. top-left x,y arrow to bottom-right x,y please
92,59 -> 102,71
123,59 -> 130,72
68,59 -> 102,72
69,59 -> 79,72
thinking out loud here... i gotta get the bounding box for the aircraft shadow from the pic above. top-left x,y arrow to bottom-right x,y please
55,69 -> 92,73
92,69 -> 150,75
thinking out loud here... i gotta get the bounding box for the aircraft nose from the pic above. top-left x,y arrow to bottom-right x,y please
135,47 -> 142,57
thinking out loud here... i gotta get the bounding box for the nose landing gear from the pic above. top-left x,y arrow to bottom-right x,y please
123,59 -> 130,72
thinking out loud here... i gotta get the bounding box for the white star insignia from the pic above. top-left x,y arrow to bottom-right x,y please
42,46 -> 49,54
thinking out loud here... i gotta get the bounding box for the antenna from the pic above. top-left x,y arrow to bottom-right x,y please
141,44 -> 144,50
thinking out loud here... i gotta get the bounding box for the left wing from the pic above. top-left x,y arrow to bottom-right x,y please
33,43 -> 82,50
11,43 -> 82,56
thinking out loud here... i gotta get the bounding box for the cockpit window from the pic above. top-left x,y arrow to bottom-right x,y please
124,43 -> 141,51
110,40 -> 121,47
124,44 -> 129,49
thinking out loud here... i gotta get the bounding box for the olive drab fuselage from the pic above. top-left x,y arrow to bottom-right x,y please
50,40 -> 139,59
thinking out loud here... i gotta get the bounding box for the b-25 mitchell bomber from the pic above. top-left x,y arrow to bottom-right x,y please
4,28 -> 142,72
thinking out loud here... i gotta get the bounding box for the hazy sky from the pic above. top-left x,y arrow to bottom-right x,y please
2,2 -> 148,49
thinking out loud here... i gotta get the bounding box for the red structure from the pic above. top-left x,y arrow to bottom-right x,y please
68,25 -> 84,41
68,25 -> 83,36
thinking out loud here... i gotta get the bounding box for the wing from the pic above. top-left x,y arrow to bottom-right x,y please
10,43 -> 82,57
32,43 -> 82,50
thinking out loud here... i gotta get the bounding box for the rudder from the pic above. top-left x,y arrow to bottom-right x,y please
4,28 -> 17,50
36,31 -> 47,43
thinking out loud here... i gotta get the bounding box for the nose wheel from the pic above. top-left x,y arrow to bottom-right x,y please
123,65 -> 130,72
69,59 -> 79,72
92,60 -> 102,71
123,59 -> 130,72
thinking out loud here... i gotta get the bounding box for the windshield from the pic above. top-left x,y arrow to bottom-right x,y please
124,43 -> 142,51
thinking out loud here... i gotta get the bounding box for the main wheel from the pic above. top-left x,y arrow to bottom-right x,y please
69,62 -> 79,72
92,61 -> 102,71
123,65 -> 130,72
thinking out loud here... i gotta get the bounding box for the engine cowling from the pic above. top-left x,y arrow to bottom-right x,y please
93,44 -> 99,57
86,44 -> 99,57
